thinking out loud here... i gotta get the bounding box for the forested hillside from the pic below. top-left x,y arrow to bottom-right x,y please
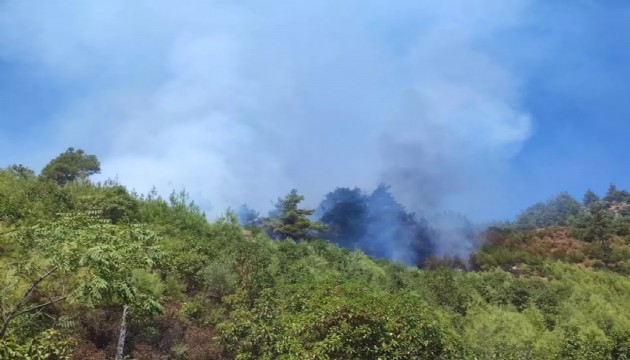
1,149 -> 630,359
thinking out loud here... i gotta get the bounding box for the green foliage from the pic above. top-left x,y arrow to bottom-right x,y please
462,305 -> 558,359
1,212 -> 165,342
68,182 -> 140,224
418,268 -> 471,315
0,329 -> 75,360
569,201 -> 619,266
4,151 -> 630,359
604,183 -> 630,203
471,243 -> 541,270
6,164 -> 35,179
583,189 -> 600,206
202,261 -> 239,301
219,283 -> 462,359
40,147 -> 100,186
515,192 -> 582,229
267,189 -> 327,241
559,325 -> 613,360
581,202 -> 615,243
0,169 -> 73,224
139,189 -> 209,237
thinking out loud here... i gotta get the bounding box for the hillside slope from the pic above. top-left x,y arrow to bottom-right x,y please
1,156 -> 630,359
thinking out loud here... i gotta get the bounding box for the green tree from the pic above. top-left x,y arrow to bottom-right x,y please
2,212 -> 164,359
6,164 -> 35,179
41,148 -> 100,186
605,183 -> 619,202
584,202 -> 614,264
267,189 -> 327,241
515,192 -> 582,229
583,189 -> 600,206
71,183 -> 140,224
603,183 -> 630,203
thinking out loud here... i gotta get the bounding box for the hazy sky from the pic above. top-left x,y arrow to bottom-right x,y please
1,0 -> 630,221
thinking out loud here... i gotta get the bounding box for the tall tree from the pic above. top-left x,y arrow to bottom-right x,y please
582,189 -> 600,206
603,183 -> 630,203
364,184 -> 433,265
268,189 -> 327,241
317,184 -> 435,265
318,187 -> 368,248
41,147 -> 100,186
584,202 -> 614,265
605,183 -> 618,201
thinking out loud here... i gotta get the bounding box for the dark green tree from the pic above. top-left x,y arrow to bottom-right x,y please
603,183 -> 630,203
268,189 -> 327,241
317,187 -> 368,248
515,192 -> 582,229
582,201 -> 614,265
41,148 -> 100,186
582,189 -> 600,206
604,183 -> 618,202
6,164 -> 35,179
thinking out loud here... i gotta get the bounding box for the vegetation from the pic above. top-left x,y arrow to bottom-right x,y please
515,192 -> 582,229
41,148 -> 101,186
1,149 -> 630,359
264,189 -> 327,241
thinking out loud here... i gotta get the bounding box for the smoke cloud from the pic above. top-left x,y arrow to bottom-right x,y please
0,0 -> 533,221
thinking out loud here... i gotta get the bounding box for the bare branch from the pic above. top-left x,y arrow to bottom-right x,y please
12,267 -> 58,312
0,267 -> 59,338
8,295 -> 68,322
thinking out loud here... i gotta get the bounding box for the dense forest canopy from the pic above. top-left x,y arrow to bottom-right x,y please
1,149 -> 630,359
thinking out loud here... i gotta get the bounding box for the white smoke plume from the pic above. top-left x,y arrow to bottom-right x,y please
0,0 -> 533,220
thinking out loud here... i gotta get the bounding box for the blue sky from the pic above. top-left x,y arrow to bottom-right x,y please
510,1 -> 630,207
0,0 -> 629,221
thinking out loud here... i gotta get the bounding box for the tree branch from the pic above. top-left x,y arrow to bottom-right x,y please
13,267 -> 58,312
7,295 -> 68,323
0,267 -> 59,338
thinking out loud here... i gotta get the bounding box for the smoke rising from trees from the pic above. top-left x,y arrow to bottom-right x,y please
243,185 -> 475,266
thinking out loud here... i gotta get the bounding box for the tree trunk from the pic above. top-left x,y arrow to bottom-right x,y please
115,305 -> 129,360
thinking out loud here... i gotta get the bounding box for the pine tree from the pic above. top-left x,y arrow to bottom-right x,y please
268,189 -> 327,241
583,189 -> 599,206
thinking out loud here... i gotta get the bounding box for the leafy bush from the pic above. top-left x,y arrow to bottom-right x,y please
0,329 -> 75,360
